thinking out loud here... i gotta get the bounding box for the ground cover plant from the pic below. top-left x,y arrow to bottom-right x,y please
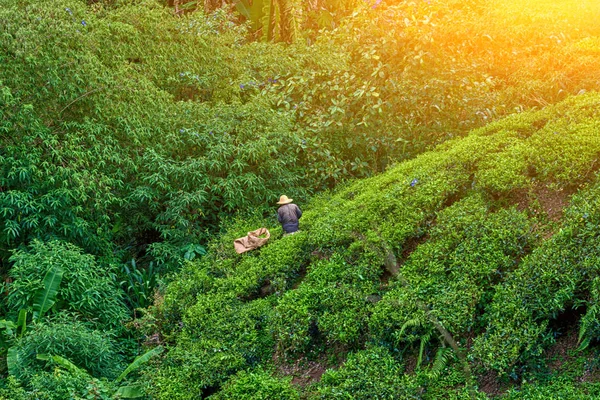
2,0 -> 600,398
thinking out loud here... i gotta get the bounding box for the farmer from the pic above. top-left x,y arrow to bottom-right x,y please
276,195 -> 302,235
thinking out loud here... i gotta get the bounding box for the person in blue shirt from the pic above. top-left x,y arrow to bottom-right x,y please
276,195 -> 302,235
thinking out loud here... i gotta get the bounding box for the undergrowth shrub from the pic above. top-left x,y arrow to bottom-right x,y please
0,377 -> 28,400
7,240 -> 128,330
10,312 -> 123,381
26,371 -> 113,400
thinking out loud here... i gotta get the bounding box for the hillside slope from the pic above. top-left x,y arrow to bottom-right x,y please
149,92 -> 600,398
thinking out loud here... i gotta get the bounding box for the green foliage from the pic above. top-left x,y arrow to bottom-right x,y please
156,92 -> 600,397
370,194 -> 532,350
10,312 -> 123,380
8,240 -> 128,330
31,264 -> 64,323
148,297 -> 275,398
578,275 -> 600,351
0,89 -> 120,259
2,0 -> 600,265
0,0 -> 308,273
209,369 -> 300,400
32,346 -> 164,399
4,0 -> 600,397
501,377 -> 600,400
312,346 -> 421,399
4,329 -> 161,399
29,372 -> 113,400
273,252 -> 379,356
473,179 -> 600,375
6,347 -> 21,378
429,346 -> 454,380
254,0 -> 600,188
119,259 -> 161,309
0,376 -> 28,400
116,345 -> 164,384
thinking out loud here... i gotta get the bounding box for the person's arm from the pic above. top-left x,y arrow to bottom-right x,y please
277,208 -> 283,223
295,205 -> 302,219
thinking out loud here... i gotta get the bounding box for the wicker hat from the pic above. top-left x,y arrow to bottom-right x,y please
277,195 -> 293,205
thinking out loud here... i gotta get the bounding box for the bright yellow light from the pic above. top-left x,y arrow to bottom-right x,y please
490,0 -> 600,31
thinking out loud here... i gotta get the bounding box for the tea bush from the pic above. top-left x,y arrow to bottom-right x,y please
501,377 -> 600,399
209,369 -> 299,400
369,194 -> 532,349
150,296 -> 275,398
473,180 -> 600,374
312,346 -> 422,399
272,255 -> 378,354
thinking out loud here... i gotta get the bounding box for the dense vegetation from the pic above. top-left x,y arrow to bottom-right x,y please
150,93 -> 600,399
1,0 -> 600,398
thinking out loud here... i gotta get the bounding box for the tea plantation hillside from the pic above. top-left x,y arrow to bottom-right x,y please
3,0 -> 600,398
149,92 -> 600,399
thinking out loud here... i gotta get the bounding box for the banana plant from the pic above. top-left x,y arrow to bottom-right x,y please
234,0 -> 279,41
32,264 -> 64,322
2,309 -> 27,376
168,0 -> 294,42
4,264 -> 62,375
276,0 -> 296,43
234,0 -> 266,32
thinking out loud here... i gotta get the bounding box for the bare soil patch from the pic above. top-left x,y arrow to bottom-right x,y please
274,350 -> 342,388
477,369 -> 511,398
477,370 -> 512,398
513,184 -> 575,222
546,329 -> 579,371
579,358 -> 600,383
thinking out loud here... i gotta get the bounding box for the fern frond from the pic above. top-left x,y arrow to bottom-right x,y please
578,304 -> 598,351
429,347 -> 453,379
416,331 -> 432,370
399,318 -> 422,337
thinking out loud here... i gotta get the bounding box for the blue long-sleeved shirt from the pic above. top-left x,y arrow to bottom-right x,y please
277,203 -> 302,233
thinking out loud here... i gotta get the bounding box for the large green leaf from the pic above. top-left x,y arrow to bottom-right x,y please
37,353 -> 86,375
234,0 -> 251,18
115,346 -> 163,383
32,265 -> 64,322
235,0 -> 267,33
16,309 -> 27,337
249,0 -> 266,31
115,385 -> 146,398
6,347 -> 20,376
